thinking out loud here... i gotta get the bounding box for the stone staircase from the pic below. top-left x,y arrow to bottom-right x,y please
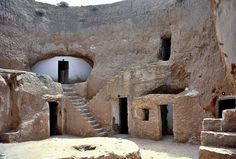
62,84 -> 107,137
87,62 -> 171,132
199,108 -> 236,159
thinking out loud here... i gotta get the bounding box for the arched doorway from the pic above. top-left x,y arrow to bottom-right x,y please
32,56 -> 93,84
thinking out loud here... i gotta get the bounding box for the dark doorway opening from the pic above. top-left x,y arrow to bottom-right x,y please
49,102 -> 59,136
160,37 -> 171,61
217,99 -> 236,118
160,105 -> 173,135
119,97 -> 128,134
58,60 -> 69,84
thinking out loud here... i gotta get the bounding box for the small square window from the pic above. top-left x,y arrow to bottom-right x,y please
143,109 -> 149,121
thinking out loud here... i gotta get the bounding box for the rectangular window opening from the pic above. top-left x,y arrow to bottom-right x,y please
143,108 -> 149,121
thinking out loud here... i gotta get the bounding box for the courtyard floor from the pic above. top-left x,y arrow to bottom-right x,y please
0,135 -> 199,159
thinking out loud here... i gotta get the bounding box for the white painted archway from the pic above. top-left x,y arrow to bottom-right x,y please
32,56 -> 92,83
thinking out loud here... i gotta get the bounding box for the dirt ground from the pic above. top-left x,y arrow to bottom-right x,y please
0,135 -> 199,159
116,135 -> 199,159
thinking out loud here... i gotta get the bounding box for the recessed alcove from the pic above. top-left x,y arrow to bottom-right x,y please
159,36 -> 171,61
31,56 -> 92,84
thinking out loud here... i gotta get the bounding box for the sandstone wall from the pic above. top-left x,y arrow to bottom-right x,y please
0,76 -> 10,132
0,69 -> 63,142
1,0 -> 228,98
16,91 -> 49,141
88,62 -> 171,133
130,96 -> 162,140
212,0 -> 236,91
0,0 -> 236,143
65,100 -> 97,137
130,90 -> 208,143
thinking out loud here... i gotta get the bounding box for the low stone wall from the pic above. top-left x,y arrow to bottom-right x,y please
130,90 -> 208,143
88,63 -> 171,134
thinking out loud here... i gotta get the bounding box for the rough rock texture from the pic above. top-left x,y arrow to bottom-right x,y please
199,108 -> 236,159
88,62 -> 171,134
0,0 -> 234,97
0,69 -> 63,142
0,75 -> 10,133
199,146 -> 236,159
0,137 -> 142,159
65,101 -> 97,137
222,109 -> 236,132
212,0 -> 236,87
130,90 -> 207,143
17,72 -> 63,96
0,0 -> 236,143
74,82 -> 88,98
202,118 -> 222,132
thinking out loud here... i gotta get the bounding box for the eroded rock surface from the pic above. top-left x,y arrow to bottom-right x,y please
0,137 -> 141,159
0,69 -> 63,142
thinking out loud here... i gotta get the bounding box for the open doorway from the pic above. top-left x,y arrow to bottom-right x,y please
119,97 -> 128,134
160,37 -> 171,61
160,104 -> 173,136
58,60 -> 69,84
49,102 -> 59,136
217,98 -> 236,118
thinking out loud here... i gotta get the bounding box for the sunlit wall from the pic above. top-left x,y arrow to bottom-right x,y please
32,56 -> 92,83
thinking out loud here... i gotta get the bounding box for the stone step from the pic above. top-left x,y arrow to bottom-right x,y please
97,131 -> 108,137
72,102 -> 85,105
201,131 -> 236,148
64,91 -> 77,95
0,130 -> 20,143
78,108 -> 90,113
76,105 -> 87,109
62,84 -> 74,87
62,86 -> 74,89
63,89 -> 74,93
0,153 -> 6,159
67,96 -> 79,99
202,118 -> 222,132
92,124 -> 101,129
94,128 -> 105,133
81,112 -> 92,118
84,115 -> 95,121
199,146 -> 236,159
70,98 -> 84,102
63,91 -> 108,137
88,120 -> 97,125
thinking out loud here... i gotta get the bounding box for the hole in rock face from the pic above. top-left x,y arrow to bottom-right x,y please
73,145 -> 96,151
146,85 -> 184,95
160,37 -> 171,61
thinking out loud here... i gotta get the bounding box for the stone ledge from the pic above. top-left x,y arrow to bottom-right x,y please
199,146 -> 236,159
201,131 -> 236,148
202,118 -> 222,132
